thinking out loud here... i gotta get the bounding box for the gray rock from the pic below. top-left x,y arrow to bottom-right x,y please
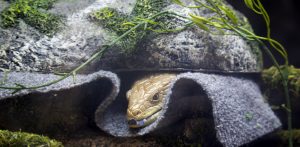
0,1 -> 8,12
0,0 -> 261,73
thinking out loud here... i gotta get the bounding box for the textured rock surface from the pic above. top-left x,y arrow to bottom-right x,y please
0,0 -> 135,72
96,72 -> 281,147
0,1 -> 8,12
0,0 -> 262,73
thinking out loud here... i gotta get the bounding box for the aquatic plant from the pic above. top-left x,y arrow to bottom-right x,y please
0,0 -> 61,35
278,129 -> 300,146
89,0 -> 187,53
263,66 -> 300,97
0,0 -> 294,146
0,130 -> 63,146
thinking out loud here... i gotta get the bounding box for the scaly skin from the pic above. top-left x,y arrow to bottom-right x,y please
126,73 -> 176,128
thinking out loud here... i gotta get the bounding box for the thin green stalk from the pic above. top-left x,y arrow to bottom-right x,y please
193,0 -> 217,12
242,1 -> 292,146
257,40 -> 293,147
238,27 -> 288,62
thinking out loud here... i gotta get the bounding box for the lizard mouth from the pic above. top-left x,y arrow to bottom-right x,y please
127,108 -> 162,128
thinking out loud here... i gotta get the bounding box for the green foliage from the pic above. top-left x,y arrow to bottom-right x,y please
89,7 -> 139,53
244,0 -> 288,64
263,66 -> 300,97
0,0 -> 61,35
131,0 -> 167,17
89,0 -> 185,53
0,130 -> 63,147
277,130 -> 300,146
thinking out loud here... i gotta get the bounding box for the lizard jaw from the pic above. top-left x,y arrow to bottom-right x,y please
127,108 -> 161,128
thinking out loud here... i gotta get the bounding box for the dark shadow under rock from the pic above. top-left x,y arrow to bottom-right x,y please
0,78 -> 113,136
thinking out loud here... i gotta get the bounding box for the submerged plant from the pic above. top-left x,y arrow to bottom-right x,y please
263,66 -> 300,97
89,0 -> 187,53
0,0 -> 61,35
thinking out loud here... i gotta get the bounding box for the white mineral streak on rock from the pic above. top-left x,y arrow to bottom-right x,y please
213,35 -> 258,71
34,0 -> 108,69
46,0 -> 134,51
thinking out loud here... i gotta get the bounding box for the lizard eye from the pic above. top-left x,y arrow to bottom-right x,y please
152,93 -> 160,102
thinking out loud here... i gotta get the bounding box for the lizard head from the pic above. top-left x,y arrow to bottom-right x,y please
126,74 -> 176,128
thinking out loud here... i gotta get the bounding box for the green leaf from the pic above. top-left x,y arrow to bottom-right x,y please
172,0 -> 184,6
209,21 -> 224,29
135,17 -> 158,25
53,72 -> 68,76
189,14 -> 210,32
187,6 -> 202,9
122,22 -> 136,26
244,0 -> 253,9
219,5 -> 238,25
243,0 -> 262,14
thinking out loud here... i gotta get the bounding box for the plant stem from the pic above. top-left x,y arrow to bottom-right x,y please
257,40 -> 293,147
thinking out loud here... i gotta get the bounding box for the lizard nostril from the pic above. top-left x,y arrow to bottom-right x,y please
128,108 -> 142,117
133,110 -> 141,116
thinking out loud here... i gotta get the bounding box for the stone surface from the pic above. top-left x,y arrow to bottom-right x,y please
0,0 -> 128,72
0,1 -> 8,12
0,0 -> 262,73
96,72 -> 281,147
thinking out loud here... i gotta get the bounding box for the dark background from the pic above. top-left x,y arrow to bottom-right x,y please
227,0 -> 300,68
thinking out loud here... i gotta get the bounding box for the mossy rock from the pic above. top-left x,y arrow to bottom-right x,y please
262,65 -> 300,97
277,129 -> 300,146
0,130 -> 63,146
0,0 -> 62,35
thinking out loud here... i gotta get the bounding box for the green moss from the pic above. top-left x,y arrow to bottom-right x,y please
277,129 -> 300,146
89,0 -> 170,53
131,0 -> 167,17
262,65 -> 300,96
89,0 -> 261,59
89,7 -> 131,37
0,0 -> 61,35
90,7 -> 138,53
0,130 -> 63,146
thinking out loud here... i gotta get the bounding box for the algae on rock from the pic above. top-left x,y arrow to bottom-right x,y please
0,130 -> 63,146
263,66 -> 300,97
88,0 -> 172,54
0,0 -> 62,35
